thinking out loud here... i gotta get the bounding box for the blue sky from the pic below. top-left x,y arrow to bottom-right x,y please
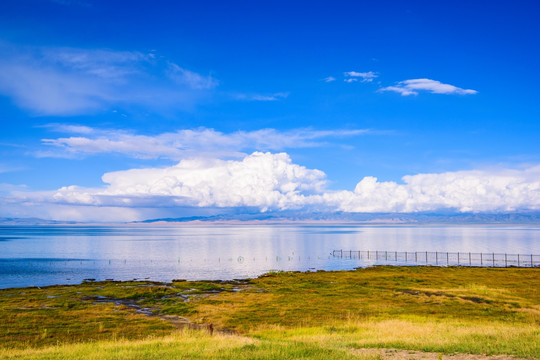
1,0 -> 539,221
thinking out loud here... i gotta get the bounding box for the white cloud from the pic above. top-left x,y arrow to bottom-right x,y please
0,165 -> 14,174
251,93 -> 288,101
323,76 -> 336,82
380,78 -> 477,96
0,164 -> 24,174
344,71 -> 378,82
41,124 -> 95,134
234,92 -> 289,101
0,195 -> 146,222
167,63 -> 218,89
344,78 -> 358,83
0,44 -> 217,115
101,152 -> 325,210
10,152 -> 327,215
38,126 -> 370,160
3,153 -> 540,221
322,167 -> 540,213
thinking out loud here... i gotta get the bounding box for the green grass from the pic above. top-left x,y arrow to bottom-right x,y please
1,267 -> 538,359
0,282 -> 177,348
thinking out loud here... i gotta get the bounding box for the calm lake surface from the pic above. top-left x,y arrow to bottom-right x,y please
1,224 -> 539,289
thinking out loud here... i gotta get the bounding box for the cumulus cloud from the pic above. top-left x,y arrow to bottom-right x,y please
14,152 -> 327,213
4,153 -> 540,221
344,71 -> 378,82
38,126 -> 370,159
322,167 -> 540,213
380,78 -> 477,96
0,43 -> 217,115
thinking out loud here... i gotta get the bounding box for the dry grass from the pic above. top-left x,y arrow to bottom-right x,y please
254,318 -> 539,358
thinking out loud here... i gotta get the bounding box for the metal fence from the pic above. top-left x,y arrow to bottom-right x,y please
331,250 -> 539,268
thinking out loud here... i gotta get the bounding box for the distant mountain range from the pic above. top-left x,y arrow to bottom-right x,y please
137,211 -> 540,225
2,212 -> 540,225
0,217 -> 76,225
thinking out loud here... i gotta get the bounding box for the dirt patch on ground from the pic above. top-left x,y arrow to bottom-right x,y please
351,348 -> 529,360
397,290 -> 493,304
158,314 -> 237,335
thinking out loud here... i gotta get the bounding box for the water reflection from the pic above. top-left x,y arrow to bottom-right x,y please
0,225 -> 538,288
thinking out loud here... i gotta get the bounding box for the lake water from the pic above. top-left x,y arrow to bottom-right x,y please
1,224 -> 539,289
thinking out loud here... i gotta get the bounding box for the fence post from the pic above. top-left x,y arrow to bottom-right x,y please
457,252 -> 460,266
532,254 -> 534,268
505,253 -> 507,268
436,252 -> 438,265
405,252 -> 408,262
469,252 -> 471,266
492,253 -> 495,267
481,253 -> 483,266
368,250 -> 370,260
518,254 -> 520,267
426,251 -> 428,264
446,252 -> 449,265
415,252 -> 418,262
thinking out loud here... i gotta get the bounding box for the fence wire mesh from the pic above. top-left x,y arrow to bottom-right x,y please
331,250 -> 539,267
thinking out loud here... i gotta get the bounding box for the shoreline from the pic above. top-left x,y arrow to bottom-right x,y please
2,258 -> 539,290
1,264 -> 538,291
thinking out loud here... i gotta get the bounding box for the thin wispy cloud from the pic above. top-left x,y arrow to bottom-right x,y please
0,43 -> 218,115
250,92 -> 289,101
38,126 -> 371,160
234,92 -> 289,101
41,124 -> 95,134
380,78 -> 478,96
323,76 -> 336,82
167,63 -> 218,89
344,71 -> 378,82
0,164 -> 24,174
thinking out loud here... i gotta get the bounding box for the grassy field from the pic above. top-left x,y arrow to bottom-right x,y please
0,266 -> 538,359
